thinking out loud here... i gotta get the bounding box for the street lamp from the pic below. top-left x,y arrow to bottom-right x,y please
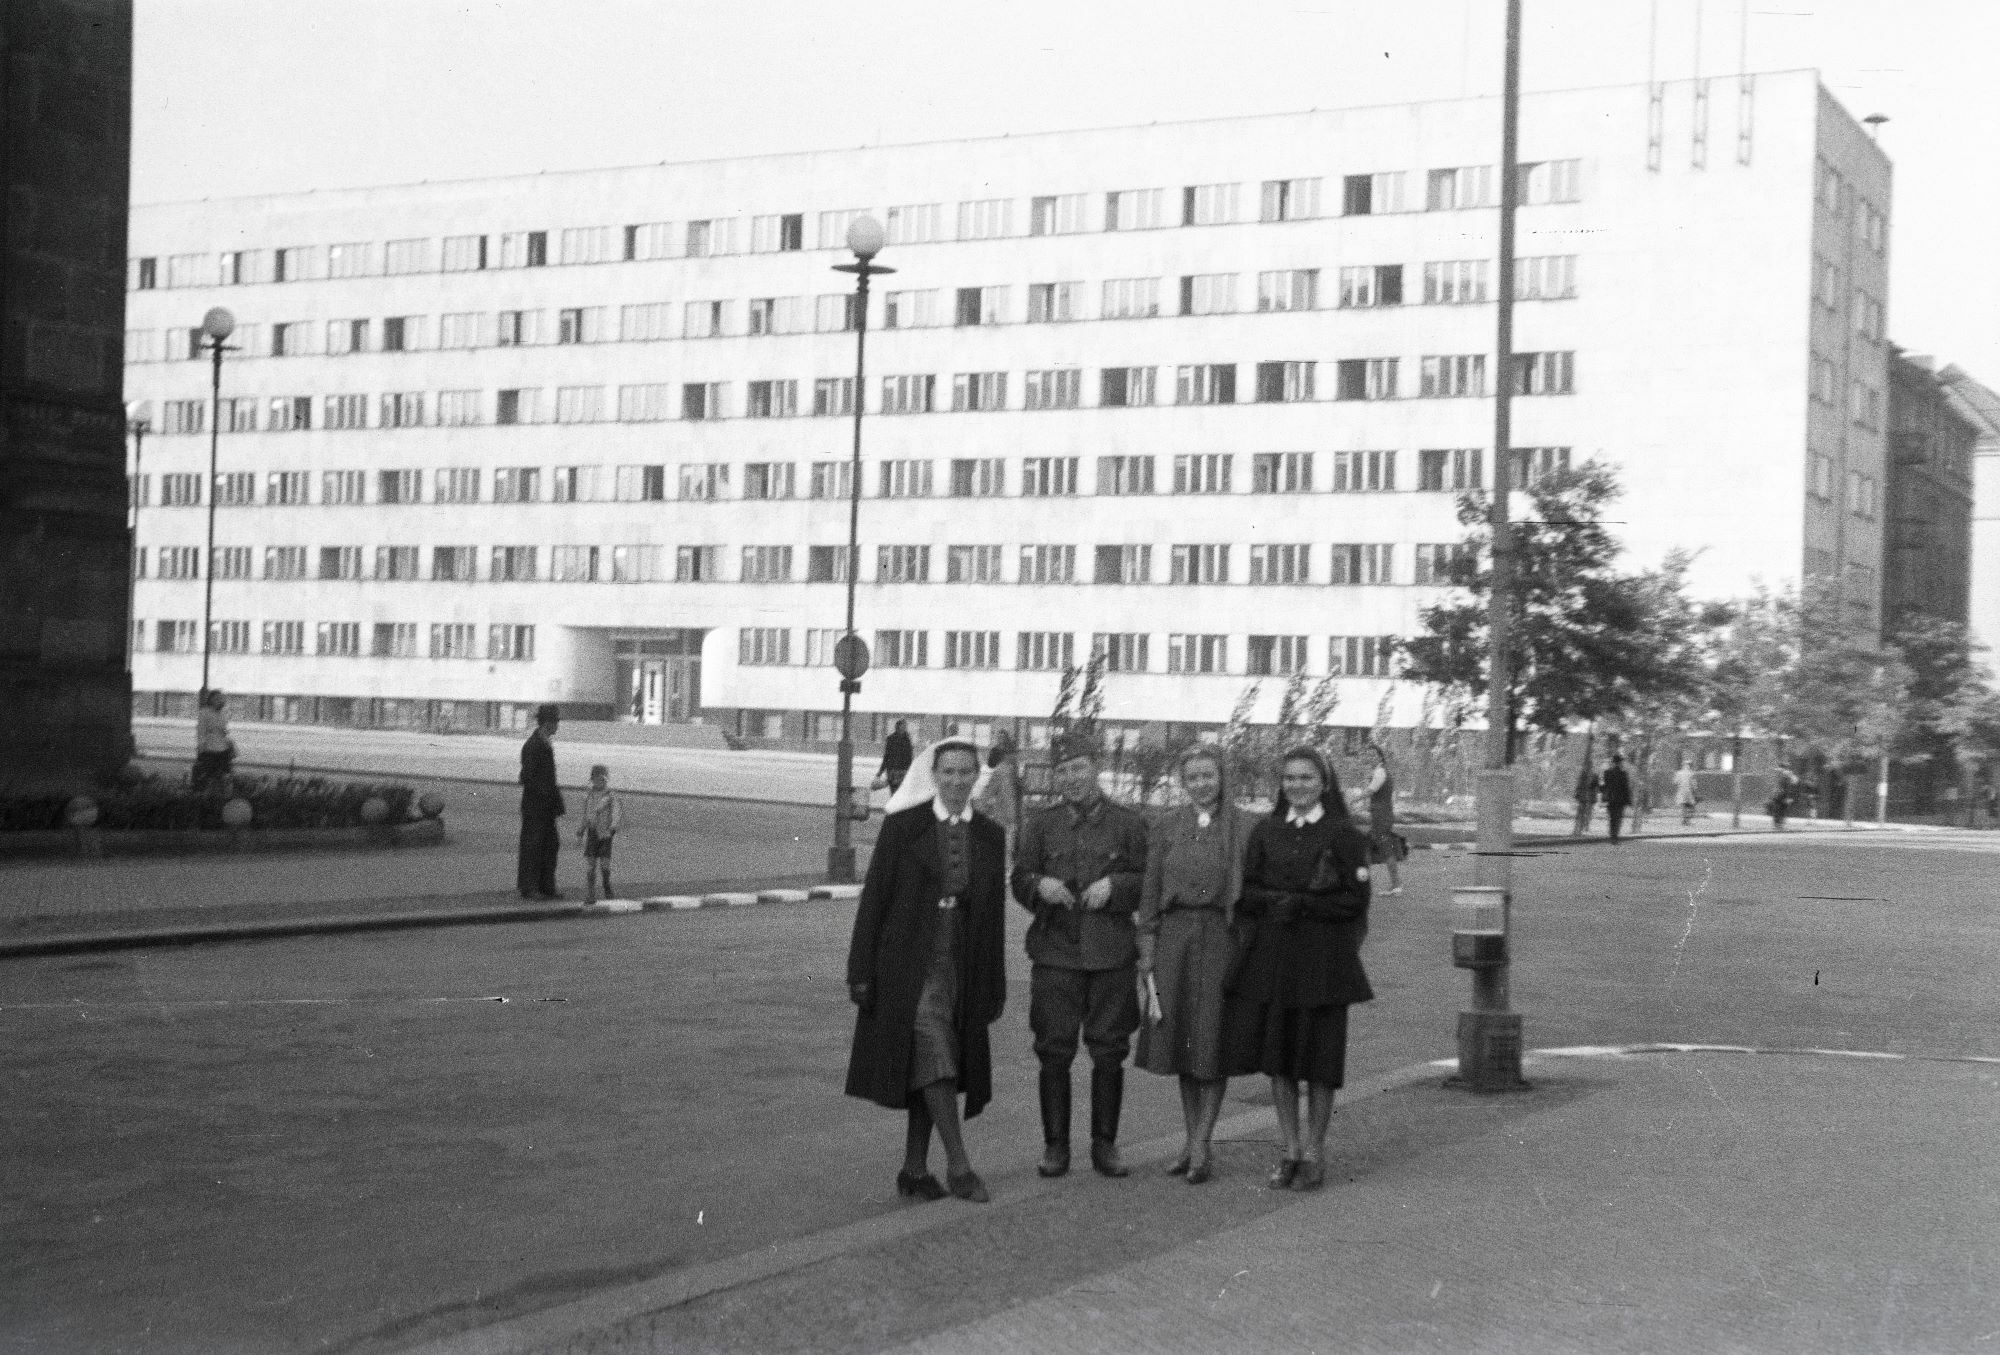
198,306 -> 235,694
825,215 -> 894,883
126,404 -> 149,674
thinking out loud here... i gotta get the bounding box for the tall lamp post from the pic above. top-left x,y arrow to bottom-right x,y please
126,406 -> 149,674
198,306 -> 236,694
1449,0 -> 1529,1093
826,216 -> 893,883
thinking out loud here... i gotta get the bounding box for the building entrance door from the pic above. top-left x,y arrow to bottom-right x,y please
613,632 -> 706,724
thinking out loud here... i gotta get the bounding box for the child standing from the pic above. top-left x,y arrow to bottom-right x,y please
578,764 -> 623,902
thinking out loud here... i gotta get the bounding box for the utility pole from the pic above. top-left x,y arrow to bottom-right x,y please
1450,0 -> 1529,1093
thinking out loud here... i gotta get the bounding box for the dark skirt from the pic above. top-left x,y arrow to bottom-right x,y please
1136,908 -> 1231,1080
908,906 -> 960,1088
1219,997 -> 1350,1086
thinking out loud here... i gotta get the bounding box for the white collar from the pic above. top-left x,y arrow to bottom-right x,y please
1286,802 -> 1325,827
933,798 -> 971,825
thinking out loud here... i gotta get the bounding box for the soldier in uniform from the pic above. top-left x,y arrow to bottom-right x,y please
1010,735 -> 1150,1178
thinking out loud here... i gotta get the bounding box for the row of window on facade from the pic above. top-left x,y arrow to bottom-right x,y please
739,628 -> 1399,679
124,257 -> 1582,363
1807,353 -> 1885,429
136,539 -> 1482,589
129,447 -> 1568,514
1814,157 -> 1889,252
126,161 -> 1587,289
139,618 -> 535,661
1809,256 -> 1887,343
1807,455 -> 1880,520
137,351 -> 1578,436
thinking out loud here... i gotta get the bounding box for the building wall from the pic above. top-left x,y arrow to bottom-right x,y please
1882,349 -> 1975,630
124,70 -> 1888,740
0,0 -> 135,793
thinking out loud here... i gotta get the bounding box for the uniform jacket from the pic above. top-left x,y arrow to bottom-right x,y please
1227,808 -> 1375,1009
519,731 -> 565,818
1601,766 -> 1633,809
844,804 -> 1008,1116
1010,794 -> 1149,971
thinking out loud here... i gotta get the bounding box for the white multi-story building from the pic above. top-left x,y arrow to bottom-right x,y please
124,69 -> 1891,746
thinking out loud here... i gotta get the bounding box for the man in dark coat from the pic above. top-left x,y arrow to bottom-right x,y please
1601,754 -> 1634,844
1011,736 -> 1149,1179
877,719 -> 915,793
846,739 -> 1007,1203
517,704 -> 566,898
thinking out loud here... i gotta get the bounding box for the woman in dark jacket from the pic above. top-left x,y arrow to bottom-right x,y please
845,738 -> 1007,1204
1220,745 -> 1374,1191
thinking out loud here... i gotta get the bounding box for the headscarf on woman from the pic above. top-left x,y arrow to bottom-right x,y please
1271,744 -> 1351,823
883,736 -> 982,815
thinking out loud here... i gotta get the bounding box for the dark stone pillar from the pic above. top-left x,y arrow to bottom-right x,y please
0,1 -> 135,795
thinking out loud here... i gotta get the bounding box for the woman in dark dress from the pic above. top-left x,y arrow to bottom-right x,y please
1220,745 -> 1374,1191
1135,746 -> 1249,1184
845,738 -> 1007,1203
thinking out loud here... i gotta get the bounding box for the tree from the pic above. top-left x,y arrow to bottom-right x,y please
1048,648 -> 1108,754
1397,463 -> 1707,762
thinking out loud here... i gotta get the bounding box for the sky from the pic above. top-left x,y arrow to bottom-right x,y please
134,0 -> 2000,383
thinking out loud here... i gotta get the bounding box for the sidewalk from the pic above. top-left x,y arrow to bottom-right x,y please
421,1045 -> 2000,1355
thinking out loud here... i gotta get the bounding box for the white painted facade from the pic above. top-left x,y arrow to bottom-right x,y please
124,70 -> 1892,740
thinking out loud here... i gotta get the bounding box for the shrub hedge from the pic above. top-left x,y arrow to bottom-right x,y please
0,769 -> 416,833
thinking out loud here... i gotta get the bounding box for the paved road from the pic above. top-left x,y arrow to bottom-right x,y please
1,767 -> 873,932
3,832 -> 1995,1353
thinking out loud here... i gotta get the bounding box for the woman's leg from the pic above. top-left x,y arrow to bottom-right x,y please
1270,1075 -> 1301,1157
921,1080 -> 971,1175
1192,1078 -> 1226,1163
1304,1082 -> 1337,1162
902,1095 -> 934,1176
1171,1075 -> 1200,1169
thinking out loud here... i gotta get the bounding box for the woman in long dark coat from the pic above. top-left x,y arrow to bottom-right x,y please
1220,745 -> 1374,1191
845,738 -> 1007,1203
1134,745 -> 1248,1184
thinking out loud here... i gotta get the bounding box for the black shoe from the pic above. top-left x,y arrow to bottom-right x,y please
1091,1141 -> 1128,1178
896,1169 -> 946,1201
1294,1159 -> 1326,1191
1186,1151 -> 1213,1186
1268,1157 -> 1301,1189
946,1168 -> 990,1203
1165,1155 -> 1191,1177
538,890 -> 567,901
1038,1143 -> 1071,1178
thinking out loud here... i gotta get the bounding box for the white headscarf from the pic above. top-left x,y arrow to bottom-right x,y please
883,736 -> 981,815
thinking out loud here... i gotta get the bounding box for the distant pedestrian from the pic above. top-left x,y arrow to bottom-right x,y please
874,719 -> 915,795
1601,755 -> 1633,843
1768,766 -> 1799,830
192,688 -> 235,792
1674,760 -> 1699,826
1135,746 -> 1248,1185
577,764 -> 623,903
845,738 -> 1007,1205
1365,745 -> 1404,895
971,731 -> 1022,839
1218,746 -> 1374,1192
517,704 -> 566,900
1573,763 -> 1600,836
1012,734 -> 1149,1180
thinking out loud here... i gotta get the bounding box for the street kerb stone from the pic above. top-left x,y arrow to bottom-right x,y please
582,899 -> 643,915
643,895 -> 705,911
701,892 -> 760,907
809,883 -> 862,902
756,888 -> 811,905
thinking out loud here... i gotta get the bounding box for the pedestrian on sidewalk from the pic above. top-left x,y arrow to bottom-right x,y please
1601,755 -> 1633,843
845,738 -> 1007,1205
1012,735 -> 1149,1180
1134,746 -> 1248,1186
517,704 -> 566,900
192,689 -> 236,792
971,730 -> 1022,841
1674,759 -> 1700,827
1572,762 -> 1600,836
1219,746 -> 1373,1192
1365,745 -> 1405,895
873,719 -> 915,796
577,764 -> 623,903
1768,765 -> 1798,830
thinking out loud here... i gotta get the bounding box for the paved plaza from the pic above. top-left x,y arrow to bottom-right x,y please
3,819 -> 1995,1353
